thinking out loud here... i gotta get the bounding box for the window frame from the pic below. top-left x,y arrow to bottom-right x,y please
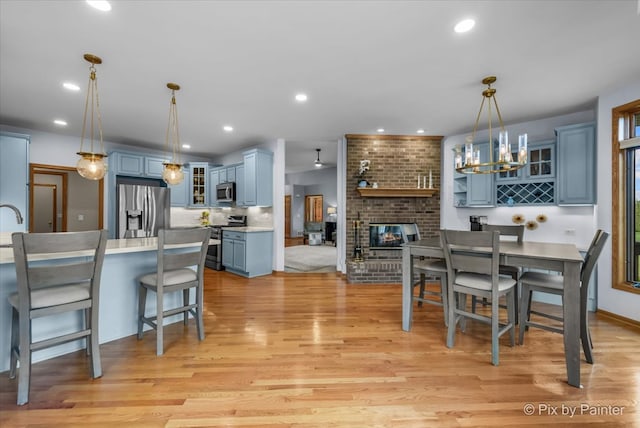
612,99 -> 640,294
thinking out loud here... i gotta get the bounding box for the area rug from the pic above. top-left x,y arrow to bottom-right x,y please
284,245 -> 336,273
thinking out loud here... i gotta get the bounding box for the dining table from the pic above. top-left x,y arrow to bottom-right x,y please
402,237 -> 585,388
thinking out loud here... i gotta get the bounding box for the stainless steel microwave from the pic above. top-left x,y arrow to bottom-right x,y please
216,182 -> 235,202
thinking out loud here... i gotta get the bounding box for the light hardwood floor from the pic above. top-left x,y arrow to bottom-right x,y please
1,270 -> 638,427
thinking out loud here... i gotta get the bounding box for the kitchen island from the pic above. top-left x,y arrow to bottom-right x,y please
0,233 -> 220,372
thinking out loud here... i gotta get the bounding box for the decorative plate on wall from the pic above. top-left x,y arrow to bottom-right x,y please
512,214 -> 525,224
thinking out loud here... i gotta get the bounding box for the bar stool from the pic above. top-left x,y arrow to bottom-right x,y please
9,230 -> 107,405
137,227 -> 211,355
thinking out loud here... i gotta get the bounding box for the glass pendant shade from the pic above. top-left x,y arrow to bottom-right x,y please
162,83 -> 184,185
77,53 -> 107,180
162,162 -> 184,185
77,152 -> 107,180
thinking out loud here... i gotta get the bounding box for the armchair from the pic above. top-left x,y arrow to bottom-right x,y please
303,221 -> 324,245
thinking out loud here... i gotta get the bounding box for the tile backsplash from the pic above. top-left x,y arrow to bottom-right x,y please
170,207 -> 273,228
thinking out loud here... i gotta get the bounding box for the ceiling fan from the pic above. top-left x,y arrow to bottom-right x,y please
314,148 -> 323,167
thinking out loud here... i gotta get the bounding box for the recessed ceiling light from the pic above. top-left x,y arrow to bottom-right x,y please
63,82 -> 80,91
223,125 -> 233,132
86,0 -> 111,12
181,144 -> 191,149
454,18 -> 475,33
417,129 -> 425,134
377,128 -> 385,133
295,93 -> 308,102
53,119 -> 67,126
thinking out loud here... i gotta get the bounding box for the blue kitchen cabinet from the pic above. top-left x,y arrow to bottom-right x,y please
243,149 -> 273,206
453,142 -> 494,207
222,229 -> 273,278
0,132 -> 29,232
495,140 -> 556,206
209,168 -> 220,207
168,169 -> 189,207
556,122 -> 596,205
110,151 -> 169,178
235,164 -> 245,206
145,156 -> 167,178
466,142 -> 495,206
187,162 -> 209,207
112,152 -> 144,176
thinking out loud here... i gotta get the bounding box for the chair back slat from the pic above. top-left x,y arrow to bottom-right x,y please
27,262 -> 95,289
163,251 -> 202,271
442,229 -> 500,278
21,231 -> 104,254
482,224 -> 524,243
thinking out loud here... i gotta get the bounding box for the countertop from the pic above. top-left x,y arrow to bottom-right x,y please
0,232 -> 220,264
220,226 -> 274,233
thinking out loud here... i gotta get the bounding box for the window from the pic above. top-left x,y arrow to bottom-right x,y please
612,100 -> 640,293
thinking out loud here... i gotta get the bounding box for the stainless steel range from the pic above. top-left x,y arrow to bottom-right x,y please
206,215 -> 247,270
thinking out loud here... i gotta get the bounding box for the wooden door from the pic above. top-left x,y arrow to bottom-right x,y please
284,195 -> 291,238
304,195 -> 323,222
33,184 -> 56,232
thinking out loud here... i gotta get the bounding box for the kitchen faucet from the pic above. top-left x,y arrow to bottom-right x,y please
0,203 -> 24,224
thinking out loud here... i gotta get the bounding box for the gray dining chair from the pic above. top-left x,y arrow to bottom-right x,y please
9,229 -> 108,405
519,229 -> 608,363
411,259 -> 448,326
442,229 -> 517,366
472,224 -> 524,318
137,227 -> 211,355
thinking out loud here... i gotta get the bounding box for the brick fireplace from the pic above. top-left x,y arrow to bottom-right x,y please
345,134 -> 442,283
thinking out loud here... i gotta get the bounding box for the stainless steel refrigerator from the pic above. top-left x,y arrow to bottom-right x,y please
116,184 -> 170,238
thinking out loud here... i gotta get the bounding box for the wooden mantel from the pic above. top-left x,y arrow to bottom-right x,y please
356,187 -> 438,198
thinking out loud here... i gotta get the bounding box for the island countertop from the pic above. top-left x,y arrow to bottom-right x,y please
0,232 -> 220,264
219,226 -> 273,233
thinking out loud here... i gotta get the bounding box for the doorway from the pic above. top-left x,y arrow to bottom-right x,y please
29,163 -> 104,232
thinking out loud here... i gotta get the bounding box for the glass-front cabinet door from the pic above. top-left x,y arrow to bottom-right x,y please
526,142 -> 555,179
188,162 -> 209,207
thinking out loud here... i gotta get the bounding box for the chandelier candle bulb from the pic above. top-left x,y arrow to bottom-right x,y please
429,170 -> 433,189
423,176 -> 426,189
417,174 -> 420,189
518,133 -> 528,164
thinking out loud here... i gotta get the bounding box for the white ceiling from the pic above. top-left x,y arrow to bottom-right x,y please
1,1 -> 639,174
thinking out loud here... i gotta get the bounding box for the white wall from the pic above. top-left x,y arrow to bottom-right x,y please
595,80 -> 640,322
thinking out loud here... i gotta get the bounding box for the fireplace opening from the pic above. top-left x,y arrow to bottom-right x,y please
369,223 -> 420,249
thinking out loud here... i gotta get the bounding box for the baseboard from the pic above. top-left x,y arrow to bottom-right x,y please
596,309 -> 640,331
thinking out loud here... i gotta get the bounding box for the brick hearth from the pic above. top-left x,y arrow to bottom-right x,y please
345,134 -> 442,283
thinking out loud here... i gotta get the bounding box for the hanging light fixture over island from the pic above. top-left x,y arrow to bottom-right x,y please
162,82 -> 184,185
76,53 -> 108,180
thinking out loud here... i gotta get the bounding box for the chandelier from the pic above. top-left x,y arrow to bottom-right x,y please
162,83 -> 185,185
77,54 -> 108,180
455,76 -> 527,174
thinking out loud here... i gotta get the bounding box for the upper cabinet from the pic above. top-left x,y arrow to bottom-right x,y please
110,151 -> 168,178
168,169 -> 189,207
0,132 -> 29,232
242,149 -> 273,207
556,122 -> 596,205
453,142 -> 494,207
188,162 -> 209,207
495,140 -> 556,206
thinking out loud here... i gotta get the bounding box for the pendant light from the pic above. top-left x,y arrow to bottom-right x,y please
314,148 -> 323,167
455,76 -> 527,174
162,83 -> 184,185
76,54 -> 108,180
